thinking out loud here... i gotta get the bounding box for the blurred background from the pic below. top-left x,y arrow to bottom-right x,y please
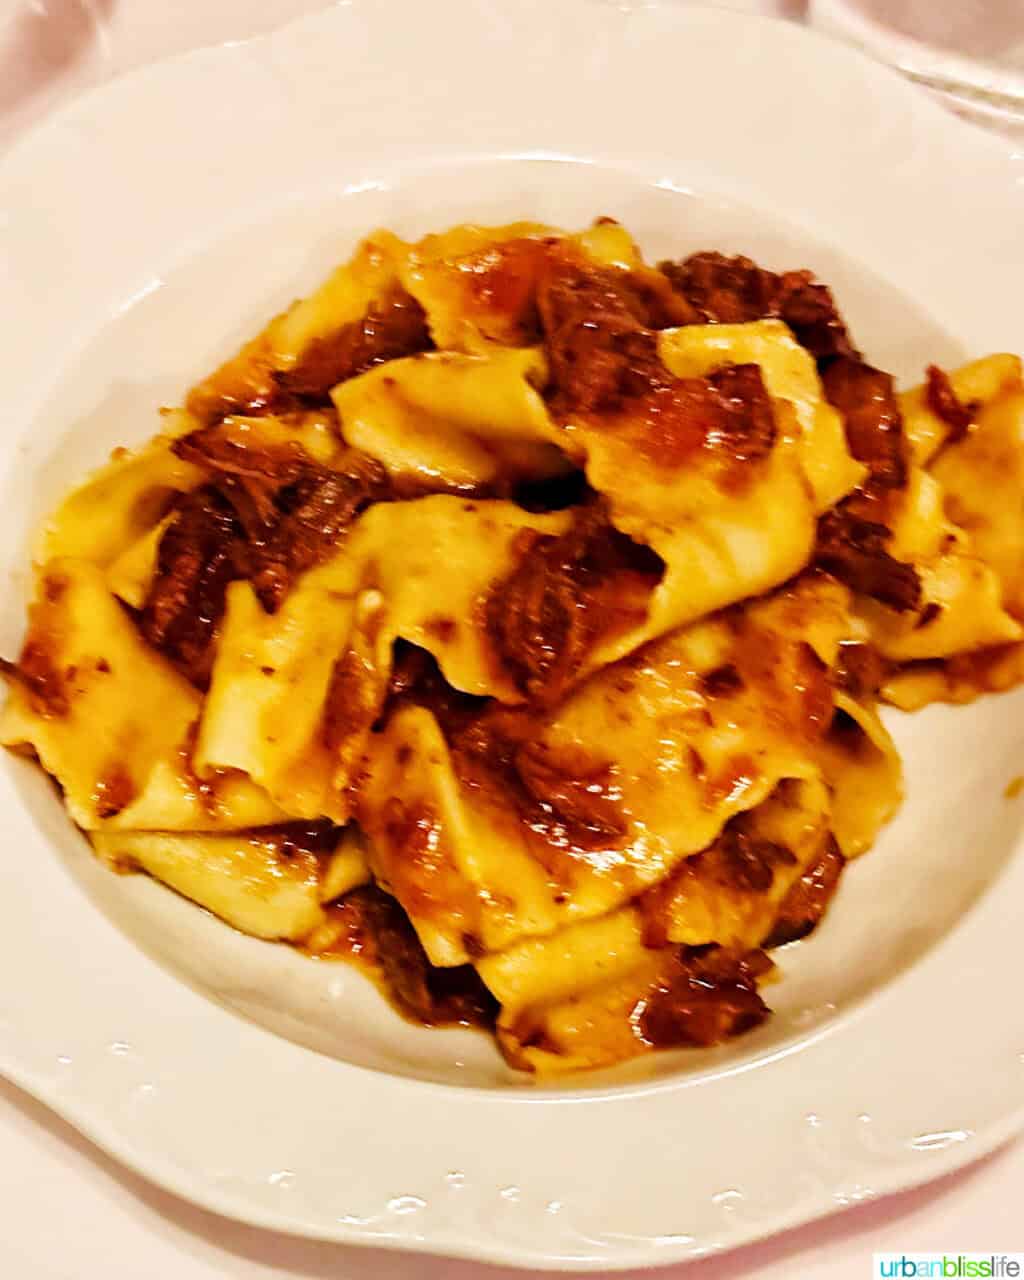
1,0 -> 1022,148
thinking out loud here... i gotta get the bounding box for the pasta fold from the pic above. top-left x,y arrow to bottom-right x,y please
0,560 -> 284,830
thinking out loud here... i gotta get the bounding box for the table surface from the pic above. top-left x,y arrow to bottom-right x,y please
1,2 -> 1020,1275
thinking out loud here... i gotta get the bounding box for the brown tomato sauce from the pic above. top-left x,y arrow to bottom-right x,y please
925,363 -> 976,444
5,234 -> 925,1068
187,287 -> 432,425
308,884 -> 497,1030
764,836 -> 846,947
658,251 -> 858,363
636,945 -> 773,1049
483,502 -> 664,703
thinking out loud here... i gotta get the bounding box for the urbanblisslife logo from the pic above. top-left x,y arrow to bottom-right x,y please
874,1257 -> 1023,1278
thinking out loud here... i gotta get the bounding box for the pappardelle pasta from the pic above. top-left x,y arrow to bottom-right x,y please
4,219 -> 1022,1074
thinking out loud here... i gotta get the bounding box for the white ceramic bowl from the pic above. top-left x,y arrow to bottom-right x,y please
0,0 -> 1022,1268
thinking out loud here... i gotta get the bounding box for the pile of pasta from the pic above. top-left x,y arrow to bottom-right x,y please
3,220 -> 1023,1074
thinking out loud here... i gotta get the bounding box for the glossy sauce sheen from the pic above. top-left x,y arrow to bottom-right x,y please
309,886 -> 497,1029
3,218 -> 1014,1075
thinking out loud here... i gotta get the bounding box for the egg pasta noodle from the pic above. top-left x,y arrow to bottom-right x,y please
4,221 -> 1022,1073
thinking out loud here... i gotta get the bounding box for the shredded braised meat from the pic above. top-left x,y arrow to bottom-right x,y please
140,486 -> 243,686
514,737 -> 628,845
706,821 -> 796,893
187,289 -> 433,426
173,423 -> 312,484
172,424 -> 311,541
809,357 -> 921,610
172,429 -> 386,610
659,251 -> 859,363
141,434 -> 386,682
245,452 -> 386,611
925,363 -> 975,444
832,640 -> 888,701
639,944 -> 773,1048
444,228 -> 694,352
451,705 -> 629,856
185,334 -> 295,427
815,503 -> 921,612
639,810 -> 797,949
275,287 -> 433,403
701,364 -> 778,463
538,252 -> 671,416
764,836 -> 846,947
484,503 -> 662,702
538,252 -> 780,484
820,356 -> 908,490
340,885 -> 497,1028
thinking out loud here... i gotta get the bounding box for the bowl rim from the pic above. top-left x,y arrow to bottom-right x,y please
1,0 -> 1023,1268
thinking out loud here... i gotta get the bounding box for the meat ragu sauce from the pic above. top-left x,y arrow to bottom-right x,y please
140,486 -> 241,687
812,356 -> 921,612
140,432 -> 386,685
484,502 -> 664,703
447,233 -> 694,351
638,818 -> 797,952
815,502 -> 921,613
538,249 -> 778,471
638,945 -> 774,1049
311,884 -> 497,1030
228,817 -> 496,1029
820,357 -> 908,491
7,220 -> 976,1076
370,645 -> 623,897
659,251 -> 858,362
453,708 -> 629,869
0,645 -> 68,719
155,241 -> 910,697
1,570 -> 82,720
443,236 -> 551,346
186,286 -> 433,426
925,363 -> 976,443
832,640 -> 889,701
764,837 -> 846,947
659,250 -> 923,613
537,248 -> 683,416
536,249 -> 786,516
379,645 -> 629,879
275,287 -> 433,403
812,358 -> 921,613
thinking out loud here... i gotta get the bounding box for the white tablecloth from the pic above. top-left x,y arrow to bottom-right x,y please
1,3 -> 1020,1275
